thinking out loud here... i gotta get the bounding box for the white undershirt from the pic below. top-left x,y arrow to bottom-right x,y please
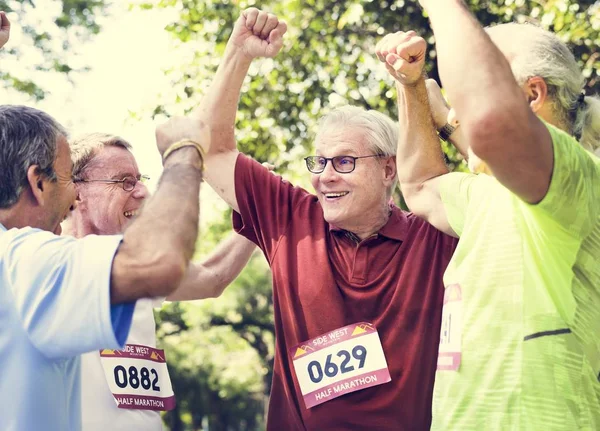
81,298 -> 164,431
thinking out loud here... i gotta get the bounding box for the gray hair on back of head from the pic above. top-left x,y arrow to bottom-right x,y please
0,105 -> 68,209
486,23 -> 600,153
70,132 -> 133,180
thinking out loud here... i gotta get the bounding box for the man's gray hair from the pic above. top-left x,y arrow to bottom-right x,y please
0,105 -> 68,209
70,133 -> 133,180
316,105 -> 399,191
487,23 -> 600,153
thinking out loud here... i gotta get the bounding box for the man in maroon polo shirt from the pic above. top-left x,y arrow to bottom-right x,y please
195,8 -> 457,430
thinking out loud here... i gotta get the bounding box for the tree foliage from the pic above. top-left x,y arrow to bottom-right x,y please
138,0 -> 599,429
0,0 -> 108,100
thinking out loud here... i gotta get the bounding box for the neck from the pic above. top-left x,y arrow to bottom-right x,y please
342,203 -> 392,241
0,199 -> 43,231
63,212 -> 99,238
538,104 -> 570,134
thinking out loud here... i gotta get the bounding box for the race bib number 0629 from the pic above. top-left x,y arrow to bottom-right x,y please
290,322 -> 391,409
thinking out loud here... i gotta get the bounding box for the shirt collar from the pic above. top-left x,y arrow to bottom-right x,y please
328,205 -> 408,241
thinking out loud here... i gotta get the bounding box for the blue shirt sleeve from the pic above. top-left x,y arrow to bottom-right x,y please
110,302 -> 136,346
3,229 -> 128,359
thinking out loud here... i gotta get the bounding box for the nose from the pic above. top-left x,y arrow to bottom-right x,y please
132,181 -> 149,199
319,160 -> 340,183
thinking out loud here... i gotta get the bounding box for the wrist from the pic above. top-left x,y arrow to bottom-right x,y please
224,44 -> 255,67
432,109 -> 450,130
162,141 -> 205,171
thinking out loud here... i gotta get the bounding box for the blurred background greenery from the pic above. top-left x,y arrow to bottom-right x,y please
1,0 -> 598,429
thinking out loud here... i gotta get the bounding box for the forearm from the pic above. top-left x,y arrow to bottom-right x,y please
111,149 -> 202,303
426,1 -> 527,130
167,233 -> 256,301
198,46 -> 253,155
396,79 -> 448,190
201,233 -> 256,289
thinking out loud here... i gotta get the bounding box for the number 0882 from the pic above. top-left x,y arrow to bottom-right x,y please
113,365 -> 161,391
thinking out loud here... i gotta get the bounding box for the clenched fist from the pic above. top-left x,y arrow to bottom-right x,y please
375,31 -> 426,86
155,116 -> 210,162
228,8 -> 287,60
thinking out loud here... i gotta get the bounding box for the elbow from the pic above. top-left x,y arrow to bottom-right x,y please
146,256 -> 188,297
465,103 -> 531,160
209,284 -> 226,299
399,182 -> 429,218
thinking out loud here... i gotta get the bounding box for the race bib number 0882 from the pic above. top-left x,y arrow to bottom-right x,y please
100,344 -> 175,411
291,322 -> 391,409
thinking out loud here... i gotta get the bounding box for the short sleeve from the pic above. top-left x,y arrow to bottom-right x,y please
5,229 -> 133,359
232,153 -> 314,261
532,122 -> 600,237
439,172 -> 491,236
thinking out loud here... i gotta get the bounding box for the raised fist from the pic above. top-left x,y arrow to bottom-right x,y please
0,12 -> 10,49
155,116 -> 210,161
375,31 -> 426,86
228,8 -> 287,59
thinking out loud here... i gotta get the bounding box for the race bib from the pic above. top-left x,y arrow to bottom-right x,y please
99,344 -> 175,411
437,284 -> 462,371
290,322 -> 391,409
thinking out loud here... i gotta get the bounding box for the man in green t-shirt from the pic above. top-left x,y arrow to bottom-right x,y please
375,4 -> 600,431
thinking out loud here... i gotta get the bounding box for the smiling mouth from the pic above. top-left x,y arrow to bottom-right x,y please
324,192 -> 349,199
124,210 -> 140,218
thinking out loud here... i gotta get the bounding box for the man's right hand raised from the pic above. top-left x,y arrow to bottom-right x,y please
228,8 -> 287,60
375,31 -> 426,86
0,12 -> 10,49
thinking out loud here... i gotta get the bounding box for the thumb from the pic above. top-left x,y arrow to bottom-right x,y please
1,12 -> 10,31
387,53 -> 409,73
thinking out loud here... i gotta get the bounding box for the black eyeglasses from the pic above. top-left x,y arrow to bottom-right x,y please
304,155 -> 384,174
73,175 -> 150,192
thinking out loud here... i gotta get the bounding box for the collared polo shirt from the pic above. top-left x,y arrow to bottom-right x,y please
233,153 -> 457,430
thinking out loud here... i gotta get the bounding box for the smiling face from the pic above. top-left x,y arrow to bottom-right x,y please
74,145 -> 148,235
311,126 -> 395,236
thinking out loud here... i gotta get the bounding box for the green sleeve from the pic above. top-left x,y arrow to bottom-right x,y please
439,172 -> 491,237
533,123 -> 600,237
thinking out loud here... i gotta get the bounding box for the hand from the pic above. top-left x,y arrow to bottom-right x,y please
0,12 -> 10,49
155,116 -> 211,160
425,78 -> 451,129
228,8 -> 287,59
375,31 -> 426,86
261,161 -> 275,171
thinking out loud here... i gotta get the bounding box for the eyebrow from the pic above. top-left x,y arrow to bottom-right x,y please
109,172 -> 141,180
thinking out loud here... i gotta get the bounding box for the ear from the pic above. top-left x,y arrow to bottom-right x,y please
523,76 -> 548,114
26,165 -> 46,206
382,155 -> 397,186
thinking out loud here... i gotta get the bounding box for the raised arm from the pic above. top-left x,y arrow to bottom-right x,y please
197,8 -> 287,212
419,0 -> 553,203
167,233 -> 256,301
425,79 -> 469,161
110,117 -> 206,304
375,31 -> 456,236
0,12 -> 10,49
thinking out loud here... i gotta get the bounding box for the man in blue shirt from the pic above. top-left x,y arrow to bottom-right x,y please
0,12 -> 208,430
